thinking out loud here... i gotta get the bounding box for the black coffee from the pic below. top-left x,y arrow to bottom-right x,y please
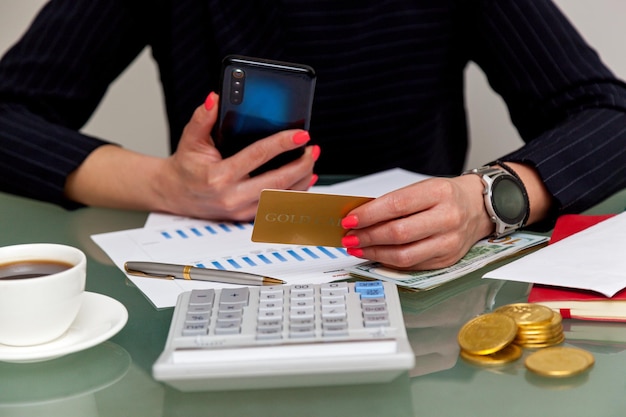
0,260 -> 73,280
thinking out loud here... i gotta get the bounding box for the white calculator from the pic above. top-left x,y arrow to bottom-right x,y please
153,280 -> 415,391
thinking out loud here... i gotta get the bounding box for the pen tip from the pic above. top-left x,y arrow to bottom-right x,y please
263,277 -> 286,285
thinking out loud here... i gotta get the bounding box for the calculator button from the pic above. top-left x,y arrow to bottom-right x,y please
289,327 -> 315,338
321,282 -> 349,295
187,304 -> 212,313
363,314 -> 390,327
257,318 -> 282,330
362,305 -> 389,316
289,308 -> 315,320
260,286 -> 284,295
290,299 -> 314,308
189,289 -> 215,305
290,291 -> 314,300
321,297 -> 344,306
258,310 -> 282,319
321,306 -> 346,318
186,312 -> 211,323
182,323 -> 209,336
217,311 -> 243,321
360,297 -> 386,306
218,304 -> 244,313
256,328 -> 283,340
259,300 -> 283,310
260,292 -> 282,300
290,318 -> 315,327
358,288 -> 386,299
215,322 -> 241,335
355,281 -> 384,290
219,288 -> 250,305
322,324 -> 349,337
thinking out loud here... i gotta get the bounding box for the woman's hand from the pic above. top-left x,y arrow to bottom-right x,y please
340,163 -> 552,270
153,92 -> 319,220
65,92 -> 320,220
340,176 -> 492,270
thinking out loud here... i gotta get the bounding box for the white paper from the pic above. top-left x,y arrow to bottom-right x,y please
92,220 -> 362,308
483,212 -> 626,297
317,168 -> 430,197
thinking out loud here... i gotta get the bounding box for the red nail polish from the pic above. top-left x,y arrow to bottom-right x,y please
341,215 -> 359,229
311,145 -> 321,161
204,92 -> 215,111
308,174 -> 319,188
341,235 -> 360,248
293,131 -> 310,145
347,248 -> 364,258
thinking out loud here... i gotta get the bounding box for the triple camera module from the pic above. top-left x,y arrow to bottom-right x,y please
230,68 -> 245,104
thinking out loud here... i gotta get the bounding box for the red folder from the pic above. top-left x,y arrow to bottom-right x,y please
527,214 -> 623,321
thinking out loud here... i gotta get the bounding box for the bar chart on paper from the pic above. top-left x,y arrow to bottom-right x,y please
92,220 -> 363,308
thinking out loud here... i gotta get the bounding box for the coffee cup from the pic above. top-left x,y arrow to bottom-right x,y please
0,243 -> 86,346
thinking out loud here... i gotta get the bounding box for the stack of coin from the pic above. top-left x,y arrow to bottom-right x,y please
493,303 -> 565,348
457,303 -> 594,377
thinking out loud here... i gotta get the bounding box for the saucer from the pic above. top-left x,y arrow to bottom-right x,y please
0,292 -> 128,363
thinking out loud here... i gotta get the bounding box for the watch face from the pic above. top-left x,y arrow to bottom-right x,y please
491,176 -> 527,224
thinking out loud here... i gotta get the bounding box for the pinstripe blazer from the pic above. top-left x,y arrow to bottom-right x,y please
1,0 -> 625,219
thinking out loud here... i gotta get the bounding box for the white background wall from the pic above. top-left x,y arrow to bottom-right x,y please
2,0 -> 625,170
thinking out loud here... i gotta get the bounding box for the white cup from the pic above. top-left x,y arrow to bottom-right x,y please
0,243 -> 86,346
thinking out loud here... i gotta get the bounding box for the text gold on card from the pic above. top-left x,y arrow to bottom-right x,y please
262,213 -> 342,227
252,190 -> 373,247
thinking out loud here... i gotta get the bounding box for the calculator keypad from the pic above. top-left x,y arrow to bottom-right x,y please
177,281 -> 392,348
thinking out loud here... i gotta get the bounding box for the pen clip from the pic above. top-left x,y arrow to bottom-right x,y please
124,262 -> 175,280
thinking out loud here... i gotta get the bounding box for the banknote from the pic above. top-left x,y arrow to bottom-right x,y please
348,233 -> 549,291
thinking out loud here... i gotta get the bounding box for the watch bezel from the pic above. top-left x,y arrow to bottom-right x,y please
463,166 -> 530,237
489,174 -> 528,225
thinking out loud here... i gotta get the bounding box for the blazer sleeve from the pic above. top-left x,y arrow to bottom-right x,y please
0,0 -> 148,208
467,0 -> 626,217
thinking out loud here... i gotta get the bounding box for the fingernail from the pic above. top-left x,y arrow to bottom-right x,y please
311,145 -> 321,161
292,131 -> 310,145
204,92 -> 216,111
341,215 -> 359,229
308,174 -> 319,188
347,248 -> 364,258
341,235 -> 360,248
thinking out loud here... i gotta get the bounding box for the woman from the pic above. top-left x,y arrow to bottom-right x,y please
1,0 -> 624,269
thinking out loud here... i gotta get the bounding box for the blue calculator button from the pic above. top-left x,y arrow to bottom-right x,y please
355,281 -> 385,298
358,288 -> 386,299
355,281 -> 384,291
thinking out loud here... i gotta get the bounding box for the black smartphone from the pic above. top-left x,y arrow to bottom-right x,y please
215,55 -> 316,175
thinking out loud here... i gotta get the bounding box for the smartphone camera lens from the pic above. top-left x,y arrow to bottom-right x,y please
230,68 -> 245,104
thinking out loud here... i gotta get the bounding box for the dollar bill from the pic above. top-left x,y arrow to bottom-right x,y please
347,233 -> 548,291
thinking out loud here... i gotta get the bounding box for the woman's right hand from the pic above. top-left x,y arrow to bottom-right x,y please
65,92 -> 320,220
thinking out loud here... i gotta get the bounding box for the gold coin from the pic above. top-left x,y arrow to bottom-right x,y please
494,303 -> 555,326
460,344 -> 523,366
517,324 -> 563,337
524,346 -> 594,377
516,333 -> 566,349
457,313 -> 517,355
517,327 -> 563,340
519,311 -> 562,330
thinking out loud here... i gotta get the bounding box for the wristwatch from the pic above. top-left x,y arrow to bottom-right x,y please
462,165 -> 530,237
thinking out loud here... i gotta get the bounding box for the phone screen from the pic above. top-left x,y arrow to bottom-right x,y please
216,56 -> 316,175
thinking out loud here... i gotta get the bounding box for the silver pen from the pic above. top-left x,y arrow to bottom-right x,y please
124,261 -> 285,286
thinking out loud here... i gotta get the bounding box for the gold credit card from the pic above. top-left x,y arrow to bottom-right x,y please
252,190 -> 373,247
